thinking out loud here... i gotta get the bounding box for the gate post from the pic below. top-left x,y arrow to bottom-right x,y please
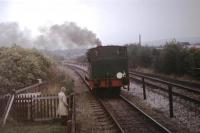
67,94 -> 73,133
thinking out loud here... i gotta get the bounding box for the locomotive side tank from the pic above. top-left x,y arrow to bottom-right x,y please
86,45 -> 129,95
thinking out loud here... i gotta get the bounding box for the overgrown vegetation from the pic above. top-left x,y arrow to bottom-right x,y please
0,46 -> 74,94
127,41 -> 200,79
48,65 -> 74,95
0,46 -> 51,93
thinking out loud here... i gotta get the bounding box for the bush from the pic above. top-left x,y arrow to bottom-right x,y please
127,41 -> 200,79
0,46 -> 52,93
158,41 -> 187,75
127,44 -> 154,68
184,48 -> 200,77
48,65 -> 74,95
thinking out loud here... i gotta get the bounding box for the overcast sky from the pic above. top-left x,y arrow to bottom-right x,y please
0,0 -> 200,44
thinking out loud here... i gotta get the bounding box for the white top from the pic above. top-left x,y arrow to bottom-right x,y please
57,91 -> 68,116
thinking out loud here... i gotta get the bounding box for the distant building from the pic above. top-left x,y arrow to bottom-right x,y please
178,42 -> 191,48
178,42 -> 200,49
192,43 -> 200,48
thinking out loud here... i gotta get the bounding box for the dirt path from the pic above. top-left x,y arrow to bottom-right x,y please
63,67 -> 103,132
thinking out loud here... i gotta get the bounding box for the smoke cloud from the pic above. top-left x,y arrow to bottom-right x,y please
34,22 -> 101,50
0,22 -> 32,48
0,22 -> 101,50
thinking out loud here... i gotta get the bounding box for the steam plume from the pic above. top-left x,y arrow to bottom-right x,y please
0,22 -> 101,50
34,22 -> 101,50
0,22 -> 32,48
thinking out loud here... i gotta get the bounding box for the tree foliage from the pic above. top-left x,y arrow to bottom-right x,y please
0,46 -> 51,93
127,41 -> 200,79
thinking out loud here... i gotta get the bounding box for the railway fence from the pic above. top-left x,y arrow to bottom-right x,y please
10,94 -> 75,122
130,71 -> 200,118
0,81 -> 76,133
130,70 -> 200,89
0,82 -> 49,126
11,94 -> 59,121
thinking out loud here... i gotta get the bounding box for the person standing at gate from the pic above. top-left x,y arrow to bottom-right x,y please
57,86 -> 68,125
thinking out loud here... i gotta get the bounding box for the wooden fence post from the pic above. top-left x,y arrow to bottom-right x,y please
71,94 -> 76,133
30,95 -> 33,121
142,77 -> 146,100
2,94 -> 15,126
168,85 -> 174,117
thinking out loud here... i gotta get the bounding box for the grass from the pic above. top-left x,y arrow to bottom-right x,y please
0,121 -> 68,133
41,65 -> 74,95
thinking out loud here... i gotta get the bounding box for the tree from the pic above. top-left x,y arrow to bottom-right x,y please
159,41 -> 186,75
0,46 -> 51,93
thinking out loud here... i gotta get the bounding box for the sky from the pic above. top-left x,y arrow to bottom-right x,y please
0,0 -> 200,45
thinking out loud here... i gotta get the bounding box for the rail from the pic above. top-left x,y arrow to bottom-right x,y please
71,67 -> 124,132
130,72 -> 200,94
68,64 -> 171,133
130,69 -> 200,88
120,95 -> 171,133
130,72 -> 200,117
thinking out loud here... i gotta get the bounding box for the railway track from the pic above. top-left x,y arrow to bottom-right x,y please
129,70 -> 200,104
100,96 -> 170,133
68,64 -> 171,133
130,70 -> 200,90
72,68 -> 122,133
90,97 -> 120,132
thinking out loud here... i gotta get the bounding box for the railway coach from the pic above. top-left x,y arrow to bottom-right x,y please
86,45 -> 129,95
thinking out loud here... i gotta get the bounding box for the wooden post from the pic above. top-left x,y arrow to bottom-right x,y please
54,94 -> 57,118
40,95 -> 43,119
50,94 -> 53,118
19,95 -> 22,121
69,95 -> 73,120
30,95 -> 33,121
168,85 -> 174,117
142,77 -> 146,100
25,95 -> 27,120
47,94 -> 50,118
71,94 -> 76,133
2,94 -> 15,126
36,95 -> 39,120
42,95 -> 45,119
22,95 -> 25,120
44,95 -> 46,119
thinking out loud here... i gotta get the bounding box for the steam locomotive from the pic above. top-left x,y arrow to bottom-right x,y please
86,45 -> 129,95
